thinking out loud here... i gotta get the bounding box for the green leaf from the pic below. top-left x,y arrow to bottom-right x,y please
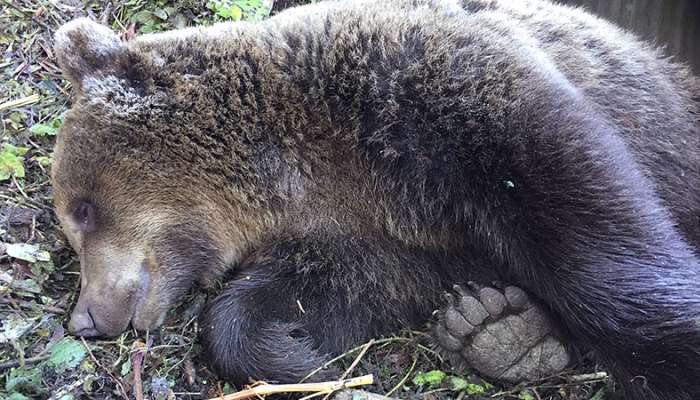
519,390 -> 535,400
131,10 -> 154,24
120,359 -> 132,376
449,376 -> 486,394
14,278 -> 42,294
465,383 -> 485,395
30,123 -> 55,135
30,123 -> 56,136
80,359 -> 95,373
0,315 -> 36,344
449,376 -> 468,391
8,392 -> 32,400
47,337 -> 87,372
222,383 -> 235,394
139,22 -> 163,33
0,145 -> 26,180
5,368 -> 43,394
412,370 -> 447,387
5,243 -> 51,263
5,144 -> 30,156
30,114 -> 64,136
229,5 -> 243,21
153,8 -> 169,20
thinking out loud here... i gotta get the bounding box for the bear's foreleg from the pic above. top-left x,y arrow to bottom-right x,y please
200,235 -> 445,386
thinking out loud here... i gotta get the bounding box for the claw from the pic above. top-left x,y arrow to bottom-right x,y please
467,281 -> 482,292
492,280 -> 506,290
453,284 -> 469,297
444,292 -> 456,304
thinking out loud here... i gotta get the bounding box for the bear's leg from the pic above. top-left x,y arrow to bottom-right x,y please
200,236 -> 446,386
433,283 -> 570,382
478,120 -> 700,399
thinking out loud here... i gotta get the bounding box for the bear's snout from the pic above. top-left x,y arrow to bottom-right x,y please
68,278 -> 141,337
68,307 -> 100,337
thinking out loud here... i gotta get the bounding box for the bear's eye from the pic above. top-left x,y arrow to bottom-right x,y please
73,201 -> 96,233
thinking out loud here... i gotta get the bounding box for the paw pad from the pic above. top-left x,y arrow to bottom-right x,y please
433,283 -> 570,382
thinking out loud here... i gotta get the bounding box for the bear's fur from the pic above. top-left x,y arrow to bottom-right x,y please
52,0 -> 700,399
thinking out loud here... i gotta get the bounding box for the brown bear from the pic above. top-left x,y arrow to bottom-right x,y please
51,0 -> 700,399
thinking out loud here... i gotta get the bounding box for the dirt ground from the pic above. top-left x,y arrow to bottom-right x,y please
0,1 -> 621,399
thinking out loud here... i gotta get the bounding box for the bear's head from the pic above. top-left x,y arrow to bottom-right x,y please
52,19 -> 275,337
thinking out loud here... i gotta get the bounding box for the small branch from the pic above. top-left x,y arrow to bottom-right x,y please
47,375 -> 94,400
385,356 -> 416,397
0,355 -> 49,371
322,339 -> 375,400
491,370 -> 610,398
339,339 -> 374,381
131,341 -> 148,400
208,375 -> 374,400
566,372 -> 608,382
0,94 -> 40,112
302,337 -> 411,382
81,337 -> 129,400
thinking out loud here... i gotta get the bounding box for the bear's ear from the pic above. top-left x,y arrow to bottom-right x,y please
54,18 -> 123,92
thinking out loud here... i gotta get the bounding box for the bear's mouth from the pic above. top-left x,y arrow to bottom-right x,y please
69,266 -> 154,337
130,266 -> 152,328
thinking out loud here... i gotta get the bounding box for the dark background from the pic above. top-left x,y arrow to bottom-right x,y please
557,0 -> 700,74
274,0 -> 700,74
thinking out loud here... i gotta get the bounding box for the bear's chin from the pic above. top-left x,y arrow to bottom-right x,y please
130,309 -> 167,333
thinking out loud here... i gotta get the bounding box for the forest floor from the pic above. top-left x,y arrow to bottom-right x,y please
0,1 -> 621,399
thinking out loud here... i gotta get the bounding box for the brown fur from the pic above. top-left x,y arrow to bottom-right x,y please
53,1 -> 700,399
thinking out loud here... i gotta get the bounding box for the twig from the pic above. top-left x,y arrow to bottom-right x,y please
81,337 -> 129,399
322,339 -> 375,400
11,176 -> 29,201
338,339 -> 374,381
207,375 -> 374,400
131,341 -> 148,400
385,356 -> 417,397
491,371 -> 610,398
302,337 -> 412,382
47,375 -> 94,400
0,94 -> 40,112
299,390 -> 333,400
0,355 -> 49,371
533,388 -> 543,400
566,372 -> 608,382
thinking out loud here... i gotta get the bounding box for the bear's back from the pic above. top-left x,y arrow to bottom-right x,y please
126,0 -> 700,244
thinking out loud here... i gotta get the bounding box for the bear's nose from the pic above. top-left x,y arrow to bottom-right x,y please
68,309 -> 101,337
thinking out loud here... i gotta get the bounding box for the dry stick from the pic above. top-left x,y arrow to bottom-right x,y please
385,356 -> 417,398
491,372 -> 610,398
0,355 -> 49,371
207,375 -> 374,400
566,372 -> 608,382
531,387 -> 543,400
0,94 -> 40,112
80,337 -> 130,400
299,391 -> 335,400
302,337 -> 412,382
320,339 -> 376,400
339,339 -> 375,381
47,375 -> 94,400
131,341 -> 147,400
